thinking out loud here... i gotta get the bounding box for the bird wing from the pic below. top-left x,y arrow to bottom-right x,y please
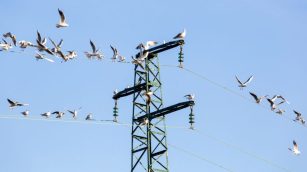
57,39 -> 63,47
244,75 -> 254,85
7,98 -> 15,105
37,30 -> 42,43
67,110 -> 74,114
90,40 -> 96,53
44,57 -> 55,63
110,45 -> 117,55
2,39 -> 7,44
249,92 -> 258,101
267,98 -> 274,106
293,140 -> 298,150
293,110 -> 301,117
49,37 -> 57,48
173,32 -> 181,39
235,76 -> 243,85
58,9 -> 66,22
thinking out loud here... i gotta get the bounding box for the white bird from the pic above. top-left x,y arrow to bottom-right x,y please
34,52 -> 55,62
84,40 -> 103,60
56,8 -> 69,28
293,110 -> 305,125
85,113 -> 92,120
67,107 -> 81,119
118,55 -> 126,62
18,40 -> 33,49
7,98 -> 29,109
49,38 -> 63,54
249,92 -> 268,104
173,29 -> 186,39
66,50 -> 77,60
41,111 -> 51,118
36,39 -> 54,55
0,39 -> 12,51
145,41 -> 158,49
266,98 -> 277,111
113,89 -> 118,95
235,75 -> 253,90
52,111 -> 65,119
21,110 -> 29,117
288,140 -> 301,155
143,90 -> 153,105
140,118 -> 149,126
110,45 -> 118,62
184,94 -> 195,101
3,32 -> 17,46
131,56 -> 145,69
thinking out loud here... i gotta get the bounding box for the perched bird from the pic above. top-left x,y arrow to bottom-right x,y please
184,94 -> 195,101
266,98 -> 277,111
173,29 -> 186,39
18,40 -> 33,49
235,75 -> 253,90
56,8 -> 69,28
0,39 -> 12,51
249,92 -> 268,104
113,89 -> 118,95
85,113 -> 93,120
67,107 -> 81,119
52,111 -> 65,119
3,32 -> 17,46
84,40 -> 103,60
288,140 -> 301,155
41,111 -> 51,118
140,118 -> 149,126
35,52 -> 55,62
110,45 -> 118,61
7,98 -> 29,109
21,110 -> 29,117
144,41 -> 158,49
49,38 -> 63,54
143,90 -> 153,105
293,110 -> 305,125
131,56 -> 145,69
275,109 -> 285,115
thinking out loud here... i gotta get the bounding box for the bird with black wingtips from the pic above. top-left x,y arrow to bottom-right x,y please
235,75 -> 253,90
67,107 -> 81,119
249,92 -> 268,104
0,39 -> 12,51
85,113 -> 93,120
85,40 -> 103,60
52,111 -> 65,119
3,32 -> 17,46
110,45 -> 118,62
293,110 -> 305,125
21,110 -> 29,117
7,98 -> 29,109
266,98 -> 277,111
49,37 -> 63,55
288,140 -> 301,155
18,40 -> 33,49
173,29 -> 186,39
41,111 -> 51,118
56,8 -> 69,28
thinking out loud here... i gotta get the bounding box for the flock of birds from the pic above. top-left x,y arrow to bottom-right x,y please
235,75 -> 303,155
1,8 -> 302,157
0,8 -> 186,65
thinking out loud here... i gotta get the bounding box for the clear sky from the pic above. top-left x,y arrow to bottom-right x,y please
0,0 -> 306,171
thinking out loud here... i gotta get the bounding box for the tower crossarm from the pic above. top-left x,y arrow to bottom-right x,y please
113,83 -> 152,100
134,100 -> 194,122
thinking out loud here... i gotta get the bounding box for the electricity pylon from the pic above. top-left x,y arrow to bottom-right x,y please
113,40 -> 195,172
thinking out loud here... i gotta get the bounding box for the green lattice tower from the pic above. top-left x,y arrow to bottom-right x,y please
131,55 -> 169,172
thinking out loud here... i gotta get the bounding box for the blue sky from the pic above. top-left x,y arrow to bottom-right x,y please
0,0 -> 306,171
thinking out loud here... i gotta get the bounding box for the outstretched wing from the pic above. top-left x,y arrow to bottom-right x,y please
235,76 -> 243,85
244,75 -> 254,85
110,45 -> 117,55
7,98 -> 15,105
293,110 -> 301,117
249,92 -> 258,101
37,30 -> 42,43
58,8 -> 66,22
293,140 -> 298,151
49,37 -> 57,48
57,39 -> 63,47
90,40 -> 96,53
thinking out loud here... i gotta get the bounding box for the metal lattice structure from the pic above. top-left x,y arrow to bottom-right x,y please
113,40 -> 195,172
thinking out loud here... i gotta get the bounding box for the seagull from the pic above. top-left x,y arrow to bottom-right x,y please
36,39 -> 54,55
131,56 -> 145,69
266,98 -> 277,111
3,32 -> 16,46
18,40 -> 33,49
52,111 -> 65,119
35,52 -> 55,62
110,45 -> 118,62
56,8 -> 69,28
49,38 -> 63,54
249,92 -> 268,104
235,75 -> 253,90
113,89 -> 118,95
275,109 -> 285,115
67,50 -> 77,59
7,98 -> 29,109
173,29 -> 186,39
67,107 -> 81,119
145,41 -> 158,49
118,55 -> 126,62
143,90 -> 153,105
293,110 -> 305,125
184,94 -> 195,101
41,111 -> 51,118
36,30 -> 46,46
288,140 -> 301,155
0,39 -> 12,51
85,113 -> 93,120
140,117 -> 149,126
21,110 -> 29,117
85,40 -> 103,60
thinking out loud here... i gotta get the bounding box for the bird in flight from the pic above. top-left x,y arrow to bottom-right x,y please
0,39 -> 12,51
21,110 -> 29,117
67,107 -> 82,119
173,29 -> 186,39
52,111 -> 65,119
266,98 -> 277,111
85,40 -> 103,60
49,37 -> 63,55
249,92 -> 268,104
293,110 -> 305,125
7,98 -> 29,109
85,113 -> 93,120
235,75 -> 253,90
56,8 -> 69,28
35,52 -> 55,63
3,32 -> 17,46
288,140 -> 301,155
110,45 -> 118,62
41,111 -> 51,118
18,40 -> 33,49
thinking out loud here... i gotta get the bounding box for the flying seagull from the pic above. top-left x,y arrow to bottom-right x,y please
67,107 -> 81,119
235,75 -> 253,90
35,52 -> 55,62
36,39 -> 54,55
266,98 -> 277,111
173,29 -> 186,39
85,113 -> 93,120
41,111 -> 51,118
288,140 -> 301,155
49,37 -> 63,54
118,55 -> 126,62
52,111 -> 65,119
249,92 -> 268,104
18,40 -> 33,49
110,45 -> 118,62
21,110 -> 29,117
293,110 -> 305,125
7,98 -> 29,109
184,94 -> 195,101
56,8 -> 69,28
85,40 -> 103,60
3,32 -> 17,46
0,39 -> 12,51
